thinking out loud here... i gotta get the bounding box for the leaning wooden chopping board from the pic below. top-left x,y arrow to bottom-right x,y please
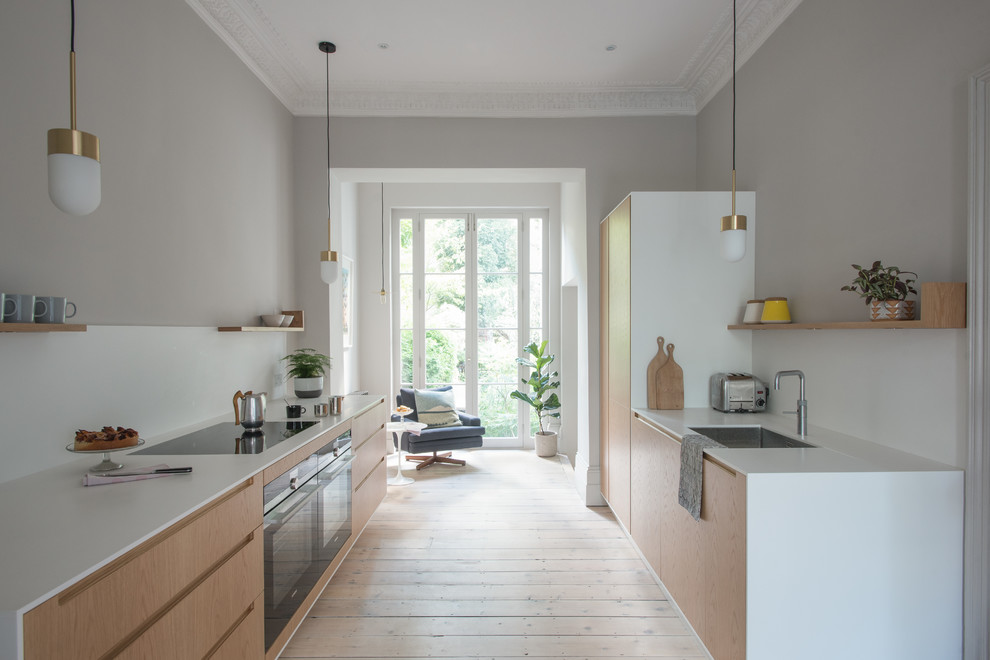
658,343 -> 684,409
647,336 -> 667,410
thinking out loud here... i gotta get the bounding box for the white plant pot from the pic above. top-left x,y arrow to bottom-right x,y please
534,431 -> 558,457
293,376 -> 324,398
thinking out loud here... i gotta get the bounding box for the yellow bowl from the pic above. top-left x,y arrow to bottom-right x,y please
761,297 -> 791,323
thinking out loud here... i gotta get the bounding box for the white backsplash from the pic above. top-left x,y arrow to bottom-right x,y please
0,326 -> 288,484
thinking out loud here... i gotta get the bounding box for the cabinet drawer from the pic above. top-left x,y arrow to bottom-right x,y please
117,529 -> 263,659
23,477 -> 262,660
352,399 -> 385,445
352,457 -> 386,533
207,593 -> 264,660
352,426 -> 387,484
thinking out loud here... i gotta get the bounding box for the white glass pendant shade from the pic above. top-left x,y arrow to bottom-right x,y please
48,150 -> 101,216
719,225 -> 747,262
320,256 -> 340,284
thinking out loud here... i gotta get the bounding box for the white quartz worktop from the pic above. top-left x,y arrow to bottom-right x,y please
634,407 -> 960,475
0,394 -> 383,659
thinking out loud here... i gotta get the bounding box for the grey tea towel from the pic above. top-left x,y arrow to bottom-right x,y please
678,433 -> 724,521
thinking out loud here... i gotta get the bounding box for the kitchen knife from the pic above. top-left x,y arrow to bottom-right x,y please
110,467 -> 193,476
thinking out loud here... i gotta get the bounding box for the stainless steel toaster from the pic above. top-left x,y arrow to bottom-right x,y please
710,373 -> 768,412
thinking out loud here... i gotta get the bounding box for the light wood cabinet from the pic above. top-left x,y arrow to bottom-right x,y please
351,399 -> 387,534
633,413 -> 746,660
23,477 -> 263,660
601,197 -> 631,528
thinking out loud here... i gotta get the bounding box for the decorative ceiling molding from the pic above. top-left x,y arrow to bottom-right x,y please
185,0 -> 803,118
297,83 -> 697,118
685,0 -> 804,111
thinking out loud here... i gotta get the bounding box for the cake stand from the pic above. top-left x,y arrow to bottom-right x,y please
65,439 -> 145,472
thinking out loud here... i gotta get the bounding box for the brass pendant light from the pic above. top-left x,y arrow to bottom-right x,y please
48,0 -> 101,216
319,41 -> 340,284
720,0 -> 747,262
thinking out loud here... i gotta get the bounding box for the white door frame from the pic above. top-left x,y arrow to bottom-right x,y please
966,61 -> 990,660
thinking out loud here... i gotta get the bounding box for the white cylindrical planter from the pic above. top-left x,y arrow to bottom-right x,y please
293,376 -> 324,398
535,431 -> 558,457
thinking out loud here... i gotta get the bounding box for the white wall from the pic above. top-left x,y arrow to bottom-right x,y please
0,1 -> 294,482
696,0 -> 990,467
628,192 -> 755,409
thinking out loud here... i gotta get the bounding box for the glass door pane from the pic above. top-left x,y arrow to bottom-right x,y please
423,216 -> 467,409
398,217 -> 414,388
476,217 -> 519,439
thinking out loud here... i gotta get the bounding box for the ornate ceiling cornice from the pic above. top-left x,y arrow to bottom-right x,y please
185,0 -> 803,118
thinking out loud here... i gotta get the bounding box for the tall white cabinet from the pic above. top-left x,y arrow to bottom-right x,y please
600,191 -> 755,528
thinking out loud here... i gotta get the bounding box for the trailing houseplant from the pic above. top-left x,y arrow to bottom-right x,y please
510,340 -> 561,457
281,348 -> 332,398
841,261 -> 918,320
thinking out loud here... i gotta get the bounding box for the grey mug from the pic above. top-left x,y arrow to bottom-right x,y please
36,297 -> 77,324
2,294 -> 47,323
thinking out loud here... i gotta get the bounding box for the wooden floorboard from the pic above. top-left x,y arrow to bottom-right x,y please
278,449 -> 708,659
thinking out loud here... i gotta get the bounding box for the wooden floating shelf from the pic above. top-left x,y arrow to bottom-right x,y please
0,323 -> 87,333
728,282 -> 967,331
219,309 -> 304,333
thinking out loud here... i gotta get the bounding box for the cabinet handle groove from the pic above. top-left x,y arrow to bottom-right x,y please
96,532 -> 255,660
59,478 -> 255,606
202,600 -> 256,660
354,456 -> 385,491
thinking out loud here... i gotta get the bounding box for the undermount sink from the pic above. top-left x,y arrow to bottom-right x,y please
688,426 -> 816,449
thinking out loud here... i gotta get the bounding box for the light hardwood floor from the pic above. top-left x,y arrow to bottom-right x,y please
280,449 -> 709,659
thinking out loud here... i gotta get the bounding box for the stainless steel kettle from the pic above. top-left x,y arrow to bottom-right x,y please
233,390 -> 267,428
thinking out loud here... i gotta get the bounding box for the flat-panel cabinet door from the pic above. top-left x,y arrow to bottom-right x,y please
630,413 -> 663,570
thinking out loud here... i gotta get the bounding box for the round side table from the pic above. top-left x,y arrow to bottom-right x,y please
386,420 -> 426,485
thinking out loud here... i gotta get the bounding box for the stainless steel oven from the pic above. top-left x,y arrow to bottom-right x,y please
262,430 -> 352,650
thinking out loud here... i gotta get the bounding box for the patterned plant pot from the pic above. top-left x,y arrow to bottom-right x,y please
870,300 -> 916,321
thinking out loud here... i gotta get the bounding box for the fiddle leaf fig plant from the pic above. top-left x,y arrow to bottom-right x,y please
510,340 -> 561,435
841,261 -> 918,305
281,348 -> 332,379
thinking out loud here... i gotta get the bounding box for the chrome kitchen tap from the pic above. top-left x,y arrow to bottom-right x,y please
774,370 -> 807,436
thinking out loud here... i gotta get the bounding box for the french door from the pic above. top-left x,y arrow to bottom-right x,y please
395,209 -> 548,445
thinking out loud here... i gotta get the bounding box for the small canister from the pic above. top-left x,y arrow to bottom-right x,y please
743,299 -> 765,324
761,297 -> 792,323
328,395 -> 344,415
313,402 -> 329,417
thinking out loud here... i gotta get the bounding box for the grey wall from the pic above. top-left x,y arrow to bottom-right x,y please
0,0 -> 295,326
697,0 -> 990,466
291,115 -> 697,485
0,0 -> 295,482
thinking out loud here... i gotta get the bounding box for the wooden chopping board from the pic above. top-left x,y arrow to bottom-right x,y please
658,343 -> 684,410
647,336 -> 667,410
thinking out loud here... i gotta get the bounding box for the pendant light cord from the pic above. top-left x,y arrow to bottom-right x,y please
70,0 -> 75,52
731,0 -> 737,173
325,47 -> 331,221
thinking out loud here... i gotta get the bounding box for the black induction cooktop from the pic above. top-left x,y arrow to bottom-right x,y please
133,421 -> 318,455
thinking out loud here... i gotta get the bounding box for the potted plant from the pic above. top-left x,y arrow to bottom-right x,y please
281,348 -> 332,398
841,261 -> 919,321
510,340 -> 561,457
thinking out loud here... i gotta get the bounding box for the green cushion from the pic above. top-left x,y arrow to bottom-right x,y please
414,388 -> 462,428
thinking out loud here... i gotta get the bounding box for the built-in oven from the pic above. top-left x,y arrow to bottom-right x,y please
262,430 -> 352,650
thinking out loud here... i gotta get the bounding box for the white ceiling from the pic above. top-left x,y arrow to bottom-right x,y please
185,0 -> 802,118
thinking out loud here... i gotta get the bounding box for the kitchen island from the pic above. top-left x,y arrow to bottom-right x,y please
0,394 -> 385,660
625,408 -> 963,660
